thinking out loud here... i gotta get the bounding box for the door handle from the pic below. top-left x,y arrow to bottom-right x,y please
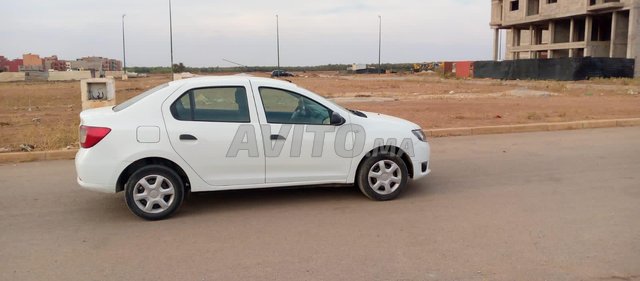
179,134 -> 197,141
270,134 -> 286,140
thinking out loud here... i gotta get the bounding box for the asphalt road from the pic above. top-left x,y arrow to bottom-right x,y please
1,127 -> 639,281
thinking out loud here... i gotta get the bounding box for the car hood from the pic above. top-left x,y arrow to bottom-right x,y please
360,111 -> 420,129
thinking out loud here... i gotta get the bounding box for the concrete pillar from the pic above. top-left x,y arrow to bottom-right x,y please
548,21 -> 555,58
529,25 -> 535,58
549,21 -> 556,44
610,12 -> 618,58
493,28 -> 500,61
585,16 -> 593,56
511,27 -> 519,60
569,18 -> 575,57
628,5 -> 639,77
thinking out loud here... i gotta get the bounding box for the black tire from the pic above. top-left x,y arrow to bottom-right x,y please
357,152 -> 409,201
124,165 -> 184,220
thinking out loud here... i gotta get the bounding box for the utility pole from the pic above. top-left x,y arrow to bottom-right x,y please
378,15 -> 382,74
169,0 -> 174,80
276,14 -> 280,70
121,14 -> 127,80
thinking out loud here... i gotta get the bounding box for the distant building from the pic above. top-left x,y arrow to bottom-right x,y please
0,56 -> 24,72
102,58 -> 122,71
0,56 -> 8,72
0,54 -> 121,73
490,0 -> 639,74
347,63 -> 385,74
349,64 -> 367,71
70,56 -> 122,72
21,53 -> 44,71
10,60 -> 23,72
43,55 -> 67,71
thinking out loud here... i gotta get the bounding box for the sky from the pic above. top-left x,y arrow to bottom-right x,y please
1,0 -> 494,67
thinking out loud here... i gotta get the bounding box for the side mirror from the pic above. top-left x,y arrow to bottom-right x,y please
330,112 -> 346,126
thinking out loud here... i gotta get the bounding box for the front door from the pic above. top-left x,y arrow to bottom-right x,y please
252,85 -> 352,184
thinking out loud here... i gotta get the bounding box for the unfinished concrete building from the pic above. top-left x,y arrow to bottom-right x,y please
490,0 -> 639,76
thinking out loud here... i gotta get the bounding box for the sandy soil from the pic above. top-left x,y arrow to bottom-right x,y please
0,72 -> 639,151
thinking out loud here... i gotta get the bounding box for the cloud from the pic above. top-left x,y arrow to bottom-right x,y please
313,2 -> 374,15
2,0 -> 493,67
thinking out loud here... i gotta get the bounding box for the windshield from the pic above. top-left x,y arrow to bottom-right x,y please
113,83 -> 169,112
326,98 -> 349,112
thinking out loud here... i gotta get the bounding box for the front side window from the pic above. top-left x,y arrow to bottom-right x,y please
259,87 -> 330,125
170,86 -> 250,123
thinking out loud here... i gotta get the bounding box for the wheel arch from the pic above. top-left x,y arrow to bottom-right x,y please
116,157 -> 191,193
355,145 -> 414,180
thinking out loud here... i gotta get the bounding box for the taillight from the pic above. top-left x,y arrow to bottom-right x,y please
79,125 -> 111,148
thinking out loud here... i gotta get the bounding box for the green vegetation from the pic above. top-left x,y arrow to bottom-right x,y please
128,63 -> 416,74
172,62 -> 187,73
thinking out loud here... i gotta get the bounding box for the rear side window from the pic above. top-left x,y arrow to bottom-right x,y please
113,83 -> 168,112
170,87 -> 250,123
172,94 -> 192,120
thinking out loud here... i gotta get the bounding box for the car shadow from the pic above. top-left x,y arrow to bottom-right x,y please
75,180 -> 434,222
179,180 -> 433,218
180,184 -> 361,216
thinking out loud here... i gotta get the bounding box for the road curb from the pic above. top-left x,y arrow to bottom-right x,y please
425,118 -> 640,137
1,118 -> 639,164
0,149 -> 77,164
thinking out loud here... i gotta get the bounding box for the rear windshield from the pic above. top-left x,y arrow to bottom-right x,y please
113,83 -> 169,112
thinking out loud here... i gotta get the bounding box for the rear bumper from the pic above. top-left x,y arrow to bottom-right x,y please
75,148 -> 121,193
77,176 -> 116,193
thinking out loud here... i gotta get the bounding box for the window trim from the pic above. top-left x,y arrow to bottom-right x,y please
258,86 -> 334,126
170,86 -> 252,123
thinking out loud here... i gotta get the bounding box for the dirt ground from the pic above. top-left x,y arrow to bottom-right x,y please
1,72 -> 639,151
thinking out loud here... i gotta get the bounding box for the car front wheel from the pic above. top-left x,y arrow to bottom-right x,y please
357,153 -> 408,201
124,165 -> 184,220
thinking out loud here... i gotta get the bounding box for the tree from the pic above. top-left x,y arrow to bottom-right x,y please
172,62 -> 186,73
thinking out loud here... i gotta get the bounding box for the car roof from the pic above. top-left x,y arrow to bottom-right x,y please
168,75 -> 296,88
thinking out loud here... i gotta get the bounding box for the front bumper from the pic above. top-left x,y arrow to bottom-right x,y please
410,140 -> 431,180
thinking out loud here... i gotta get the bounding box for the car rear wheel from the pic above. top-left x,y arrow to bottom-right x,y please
357,152 -> 408,201
125,165 -> 184,220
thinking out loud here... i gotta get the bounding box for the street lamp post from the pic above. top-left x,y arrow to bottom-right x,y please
169,0 -> 174,80
121,14 -> 127,80
378,15 -> 382,74
276,14 -> 280,70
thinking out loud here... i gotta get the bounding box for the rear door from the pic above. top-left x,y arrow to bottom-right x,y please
162,79 -> 265,186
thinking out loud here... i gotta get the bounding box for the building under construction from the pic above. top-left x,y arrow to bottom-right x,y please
489,0 -> 639,77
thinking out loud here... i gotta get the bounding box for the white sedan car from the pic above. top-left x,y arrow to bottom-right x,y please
76,76 -> 430,220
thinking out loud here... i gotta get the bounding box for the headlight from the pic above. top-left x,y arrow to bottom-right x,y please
412,129 -> 427,142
